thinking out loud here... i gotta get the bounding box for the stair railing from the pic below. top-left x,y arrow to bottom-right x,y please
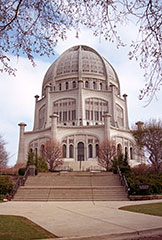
8,165 -> 35,200
117,166 -> 130,197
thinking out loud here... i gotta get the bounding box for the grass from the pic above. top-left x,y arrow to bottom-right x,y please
120,202 -> 162,217
0,215 -> 56,240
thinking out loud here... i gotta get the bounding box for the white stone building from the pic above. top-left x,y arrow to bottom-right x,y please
17,45 -> 140,170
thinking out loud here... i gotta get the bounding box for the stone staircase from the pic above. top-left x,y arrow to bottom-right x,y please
13,172 -> 128,201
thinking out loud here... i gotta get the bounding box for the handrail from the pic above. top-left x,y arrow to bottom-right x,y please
8,165 -> 35,200
21,166 -> 32,186
8,176 -> 22,200
117,166 -> 130,196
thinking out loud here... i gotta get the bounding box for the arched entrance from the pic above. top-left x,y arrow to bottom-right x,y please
77,142 -> 84,161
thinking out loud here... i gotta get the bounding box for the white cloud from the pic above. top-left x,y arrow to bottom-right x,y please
0,26 -> 161,166
0,57 -> 50,166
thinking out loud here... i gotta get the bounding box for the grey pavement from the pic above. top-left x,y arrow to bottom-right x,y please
0,200 -> 162,240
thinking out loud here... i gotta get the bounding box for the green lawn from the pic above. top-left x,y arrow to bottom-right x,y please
0,215 -> 56,240
120,202 -> 162,217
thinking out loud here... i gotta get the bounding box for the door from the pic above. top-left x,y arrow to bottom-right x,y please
77,142 -> 84,161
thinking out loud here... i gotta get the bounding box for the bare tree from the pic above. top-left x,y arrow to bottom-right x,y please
132,119 -> 162,173
43,140 -> 63,171
0,0 -> 161,102
0,135 -> 8,170
98,139 -> 116,171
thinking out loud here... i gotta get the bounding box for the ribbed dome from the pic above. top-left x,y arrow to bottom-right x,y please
42,45 -> 120,94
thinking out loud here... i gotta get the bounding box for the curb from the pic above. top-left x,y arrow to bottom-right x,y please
38,227 -> 162,240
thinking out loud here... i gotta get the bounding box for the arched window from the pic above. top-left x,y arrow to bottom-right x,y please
35,148 -> 38,156
130,147 -> 133,159
88,144 -> 93,158
85,81 -> 89,88
66,82 -> 69,90
125,147 -> 128,155
59,83 -> 61,91
93,81 -> 96,89
40,144 -> 45,157
72,81 -> 76,88
96,144 -> 99,157
100,83 -> 102,90
77,142 -> 84,161
63,144 -> 66,158
125,147 -> 128,160
69,145 -> 74,158
117,144 -> 122,156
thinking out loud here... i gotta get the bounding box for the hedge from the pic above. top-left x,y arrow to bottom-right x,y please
126,173 -> 162,195
0,176 -> 13,196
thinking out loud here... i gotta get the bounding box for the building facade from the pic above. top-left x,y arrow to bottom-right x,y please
17,45 -> 141,170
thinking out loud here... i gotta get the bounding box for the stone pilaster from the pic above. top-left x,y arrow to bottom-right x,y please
50,114 -> 58,140
77,45 -> 83,126
67,145 -> 69,159
123,94 -> 129,129
104,113 -> 111,140
17,122 -> 27,164
46,84 -> 51,128
110,84 -> 115,126
78,80 -> 83,126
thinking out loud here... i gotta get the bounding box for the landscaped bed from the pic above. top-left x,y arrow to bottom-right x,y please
0,215 -> 56,240
120,202 -> 162,217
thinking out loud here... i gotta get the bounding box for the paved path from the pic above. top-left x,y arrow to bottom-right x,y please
0,200 -> 162,240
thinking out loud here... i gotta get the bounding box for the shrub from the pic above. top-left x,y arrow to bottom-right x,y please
126,173 -> 162,195
112,153 -> 131,174
132,164 -> 156,175
0,176 -> 13,195
26,151 -> 49,173
26,151 -> 36,167
120,165 -> 131,174
37,157 -> 48,173
18,168 -> 26,176
112,157 -> 118,174
1,163 -> 25,175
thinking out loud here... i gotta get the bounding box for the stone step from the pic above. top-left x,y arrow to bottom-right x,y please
13,172 -> 128,201
13,186 -> 128,201
25,175 -> 121,187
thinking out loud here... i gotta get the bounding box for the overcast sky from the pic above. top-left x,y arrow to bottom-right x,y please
0,26 -> 161,166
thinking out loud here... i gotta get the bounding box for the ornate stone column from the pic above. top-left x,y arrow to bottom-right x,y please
50,114 -> 58,141
104,113 -> 111,140
136,121 -> 144,130
33,95 -> 39,130
17,122 -> 27,164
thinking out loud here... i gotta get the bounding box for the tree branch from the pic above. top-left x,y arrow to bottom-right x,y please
0,0 -> 23,32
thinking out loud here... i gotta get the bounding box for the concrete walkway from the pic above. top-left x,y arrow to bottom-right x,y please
0,200 -> 162,240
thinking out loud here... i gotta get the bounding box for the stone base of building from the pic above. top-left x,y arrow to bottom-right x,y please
56,160 -> 104,172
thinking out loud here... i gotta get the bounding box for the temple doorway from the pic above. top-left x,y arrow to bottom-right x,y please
77,142 -> 84,161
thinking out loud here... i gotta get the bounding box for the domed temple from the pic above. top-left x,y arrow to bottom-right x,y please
17,45 -> 141,170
